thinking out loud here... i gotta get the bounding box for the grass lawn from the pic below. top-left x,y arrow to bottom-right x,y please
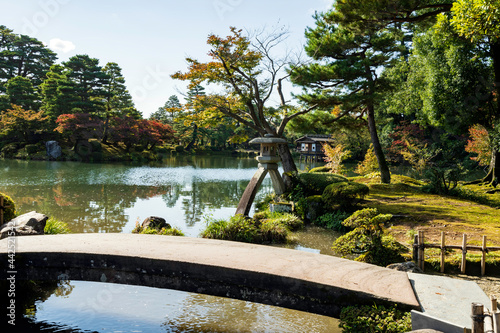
350,174 -> 500,274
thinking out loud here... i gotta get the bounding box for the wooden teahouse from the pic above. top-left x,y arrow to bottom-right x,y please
295,135 -> 335,162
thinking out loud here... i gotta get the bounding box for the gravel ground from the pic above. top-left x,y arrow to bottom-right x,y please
452,274 -> 500,301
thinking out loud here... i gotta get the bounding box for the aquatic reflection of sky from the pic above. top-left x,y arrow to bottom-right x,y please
33,281 -> 340,333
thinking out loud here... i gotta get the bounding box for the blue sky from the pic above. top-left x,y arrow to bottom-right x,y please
1,0 -> 333,117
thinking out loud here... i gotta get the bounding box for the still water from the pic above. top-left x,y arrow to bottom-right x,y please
0,156 -> 342,332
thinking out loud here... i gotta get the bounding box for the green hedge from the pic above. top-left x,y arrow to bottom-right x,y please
298,172 -> 348,195
322,181 -> 369,208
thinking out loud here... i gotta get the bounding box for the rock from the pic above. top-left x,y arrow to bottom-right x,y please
141,216 -> 170,230
0,211 -> 48,239
386,261 -> 423,273
46,141 -> 62,159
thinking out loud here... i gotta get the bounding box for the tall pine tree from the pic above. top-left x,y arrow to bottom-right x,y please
292,8 -> 404,183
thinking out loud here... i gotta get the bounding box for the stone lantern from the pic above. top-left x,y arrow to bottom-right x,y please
235,134 -> 287,216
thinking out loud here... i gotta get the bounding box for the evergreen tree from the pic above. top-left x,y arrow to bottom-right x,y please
291,8 -> 404,183
0,26 -> 57,90
63,54 -> 109,115
40,64 -> 79,121
150,95 -> 182,124
5,76 -> 39,110
101,62 -> 139,142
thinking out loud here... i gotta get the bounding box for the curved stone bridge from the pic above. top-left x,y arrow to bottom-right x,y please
0,234 -> 419,317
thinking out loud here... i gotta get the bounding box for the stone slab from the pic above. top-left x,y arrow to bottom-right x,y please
408,272 -> 491,329
411,310 -> 467,333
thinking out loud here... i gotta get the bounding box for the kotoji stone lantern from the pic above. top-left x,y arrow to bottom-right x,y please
235,134 -> 287,216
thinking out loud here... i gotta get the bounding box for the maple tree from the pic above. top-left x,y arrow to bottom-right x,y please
138,119 -> 175,150
322,143 -> 351,176
55,113 -> 103,149
172,27 -> 317,188
0,104 -> 48,143
465,124 -> 492,167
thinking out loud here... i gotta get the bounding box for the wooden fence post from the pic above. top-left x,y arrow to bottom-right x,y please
482,236 -> 487,276
472,302 -> 484,333
440,231 -> 446,273
461,234 -> 467,274
492,296 -> 499,333
418,230 -> 424,271
413,235 -> 418,263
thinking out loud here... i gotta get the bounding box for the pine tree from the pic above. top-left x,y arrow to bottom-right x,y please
291,8 -> 404,183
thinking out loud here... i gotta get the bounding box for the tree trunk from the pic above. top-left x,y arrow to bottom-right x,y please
482,148 -> 500,185
186,123 -> 198,151
277,143 -> 298,191
485,41 -> 500,185
102,115 -> 110,144
367,103 -> 391,184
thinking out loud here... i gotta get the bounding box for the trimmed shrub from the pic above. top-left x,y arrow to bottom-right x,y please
298,172 -> 348,195
331,208 -> 407,266
322,181 -> 369,208
0,192 -> 16,223
339,304 -> 411,333
309,166 -> 331,173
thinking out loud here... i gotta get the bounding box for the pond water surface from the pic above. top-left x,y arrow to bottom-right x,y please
0,156 -> 342,332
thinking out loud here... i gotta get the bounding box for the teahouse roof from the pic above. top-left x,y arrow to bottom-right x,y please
295,135 -> 334,143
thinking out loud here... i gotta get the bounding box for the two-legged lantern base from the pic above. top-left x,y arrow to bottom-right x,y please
235,162 -> 285,216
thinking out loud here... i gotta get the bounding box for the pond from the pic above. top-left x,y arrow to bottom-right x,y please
0,156 -> 342,332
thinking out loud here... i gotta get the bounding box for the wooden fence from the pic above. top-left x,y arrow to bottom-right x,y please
472,297 -> 500,333
413,231 -> 500,276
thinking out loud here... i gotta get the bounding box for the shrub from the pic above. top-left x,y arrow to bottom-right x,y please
298,172 -> 348,195
1,143 -> 18,158
315,211 -> 350,232
44,218 -> 71,234
309,166 -> 331,173
322,181 -> 369,208
137,226 -> 184,236
202,212 -> 303,244
331,208 -> 407,266
132,221 -> 184,236
339,304 -> 411,333
355,144 -> 379,175
0,192 -> 16,223
254,193 -> 275,212
25,144 -> 39,155
201,215 -> 260,243
260,218 -> 289,243
266,212 -> 304,231
173,145 -> 185,153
